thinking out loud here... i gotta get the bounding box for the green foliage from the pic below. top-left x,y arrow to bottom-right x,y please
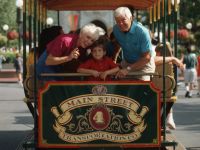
179,0 -> 200,24
179,0 -> 200,49
0,0 -> 17,35
0,51 -> 15,63
195,32 -> 200,53
0,34 -> 7,47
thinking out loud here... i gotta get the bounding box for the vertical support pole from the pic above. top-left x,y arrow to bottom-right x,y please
157,20 -> 160,42
152,7 -> 154,32
162,0 -> 167,141
28,0 -> 32,51
153,3 -> 157,33
157,0 -> 161,42
149,7 -> 153,31
173,2 -> 178,93
33,0 -> 37,148
41,2 -> 44,30
168,15 -> 171,42
57,11 -> 60,26
135,10 -> 138,20
23,0 -> 27,81
44,5 -> 47,28
168,0 -> 171,42
17,7 -> 22,52
37,0 -> 41,41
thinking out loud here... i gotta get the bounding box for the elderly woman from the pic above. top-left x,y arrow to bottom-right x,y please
36,23 -> 104,80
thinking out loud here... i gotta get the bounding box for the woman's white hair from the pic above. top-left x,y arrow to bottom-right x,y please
96,27 -> 105,36
80,23 -> 105,41
114,7 -> 132,19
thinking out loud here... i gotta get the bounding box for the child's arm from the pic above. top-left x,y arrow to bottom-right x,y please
77,68 -> 100,77
100,66 -> 120,80
155,56 -> 184,69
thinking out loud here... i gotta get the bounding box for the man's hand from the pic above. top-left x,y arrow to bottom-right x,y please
115,68 -> 129,78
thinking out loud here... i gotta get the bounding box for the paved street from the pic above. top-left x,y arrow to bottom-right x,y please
0,82 -> 199,150
172,82 -> 200,150
0,83 -> 34,150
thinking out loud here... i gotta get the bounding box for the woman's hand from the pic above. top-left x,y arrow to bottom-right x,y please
69,48 -> 80,60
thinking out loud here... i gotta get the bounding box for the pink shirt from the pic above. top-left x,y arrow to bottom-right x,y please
197,56 -> 200,77
46,34 -> 78,57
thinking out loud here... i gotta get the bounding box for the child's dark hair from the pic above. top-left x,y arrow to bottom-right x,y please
90,35 -> 109,51
186,46 -> 192,53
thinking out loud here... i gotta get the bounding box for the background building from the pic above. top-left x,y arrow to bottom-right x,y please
59,11 -> 114,33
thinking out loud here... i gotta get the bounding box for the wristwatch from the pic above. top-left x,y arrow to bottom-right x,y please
126,66 -> 131,71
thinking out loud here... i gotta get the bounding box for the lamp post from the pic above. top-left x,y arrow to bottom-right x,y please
46,17 -> 54,27
186,22 -> 192,30
2,24 -> 9,33
2,24 -> 9,49
16,0 -> 23,52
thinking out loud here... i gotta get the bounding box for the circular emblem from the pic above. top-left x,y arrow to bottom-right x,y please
89,104 -> 110,130
92,85 -> 107,95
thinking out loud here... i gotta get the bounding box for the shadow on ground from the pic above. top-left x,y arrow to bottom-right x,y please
0,130 -> 32,150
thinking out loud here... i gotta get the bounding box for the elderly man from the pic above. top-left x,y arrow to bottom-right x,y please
113,7 -> 155,81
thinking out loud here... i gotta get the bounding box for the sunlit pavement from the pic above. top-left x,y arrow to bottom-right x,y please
172,82 -> 200,149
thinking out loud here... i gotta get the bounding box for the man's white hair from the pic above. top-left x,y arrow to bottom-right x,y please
80,23 -> 105,41
114,7 -> 132,19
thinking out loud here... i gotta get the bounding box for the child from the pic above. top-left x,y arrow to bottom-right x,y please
0,54 -> 6,71
153,42 -> 183,130
77,36 -> 120,81
183,46 -> 198,98
14,53 -> 23,86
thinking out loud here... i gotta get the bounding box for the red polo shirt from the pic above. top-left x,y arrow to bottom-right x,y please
78,56 -> 118,80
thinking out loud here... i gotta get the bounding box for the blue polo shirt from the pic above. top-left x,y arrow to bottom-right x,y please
113,20 -> 152,63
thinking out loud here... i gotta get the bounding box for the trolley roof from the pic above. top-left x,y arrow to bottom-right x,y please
40,0 -> 156,11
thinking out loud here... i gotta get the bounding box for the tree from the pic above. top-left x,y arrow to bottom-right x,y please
0,0 -> 17,36
179,0 -> 200,50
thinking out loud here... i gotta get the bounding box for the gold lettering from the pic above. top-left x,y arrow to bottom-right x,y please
87,96 -> 94,103
110,97 -> 117,103
98,97 -> 104,103
117,98 -> 124,105
65,101 -> 75,108
60,95 -> 144,114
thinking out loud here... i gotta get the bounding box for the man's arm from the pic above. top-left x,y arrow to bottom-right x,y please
116,51 -> 151,78
128,51 -> 151,71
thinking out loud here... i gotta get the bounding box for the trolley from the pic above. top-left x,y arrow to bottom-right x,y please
21,0 -> 181,149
